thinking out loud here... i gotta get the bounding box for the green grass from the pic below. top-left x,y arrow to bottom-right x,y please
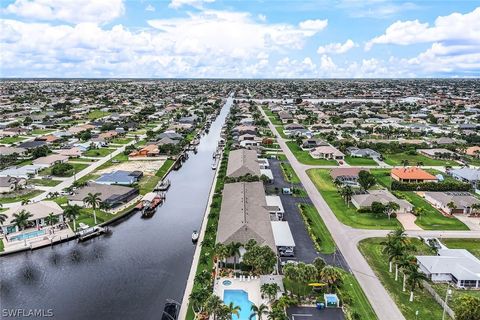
52,196 -> 68,206
74,174 -> 100,185
286,142 -> 338,166
345,156 -> 378,166
0,190 -> 43,204
298,204 -> 335,254
137,175 -> 161,195
30,129 -> 55,135
111,137 -> 133,144
441,238 -> 480,258
0,136 -> 26,144
40,162 -> 89,177
383,152 -> 457,166
0,239 -> 4,252
95,153 -> 129,171
87,110 -> 110,120
28,179 -> 62,187
64,162 -> 88,172
359,238 -> 449,320
84,148 -> 115,157
155,159 -> 175,178
307,169 -> 401,229
262,107 -> 282,125
275,126 -> 288,139
395,191 -> 468,230
341,271 -> 378,320
371,169 -> 393,188
71,157 -> 97,163
68,208 -> 112,230
280,162 -> 300,184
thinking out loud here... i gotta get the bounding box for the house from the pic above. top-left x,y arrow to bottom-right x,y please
35,134 -> 59,143
18,140 -> 47,150
32,154 -> 69,168
0,146 -> 28,156
302,138 -> 328,149
417,248 -> 480,288
0,176 -> 26,194
0,165 -> 43,179
330,168 -> 364,185
68,182 -> 139,209
178,115 -> 198,124
216,181 -> 276,251
424,192 -> 480,215
346,147 -> 381,159
450,168 -> 480,189
0,201 -> 64,234
226,149 -> 261,178
129,144 -> 160,158
233,125 -> 256,136
68,124 -> 95,134
157,137 -> 180,146
417,148 -> 457,159
157,131 -> 183,141
278,111 -> 294,124
54,147 -> 83,158
391,167 -> 438,183
95,170 -> 143,186
351,189 -> 413,213
310,145 -> 345,160
465,146 -> 480,158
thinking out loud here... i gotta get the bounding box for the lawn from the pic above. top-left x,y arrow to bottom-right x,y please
275,126 -> 288,139
67,207 -> 112,230
95,153 -> 129,171
0,136 -> 26,144
71,157 -> 97,163
84,148 -> 115,158
30,129 -> 55,135
370,169 -> 468,230
396,191 -> 468,230
40,162 -> 89,177
383,152 -> 457,166
137,175 -> 161,195
87,110 -> 110,120
0,190 -> 43,204
441,238 -> 480,258
155,159 -> 175,178
358,238 -> 449,320
298,204 -> 335,254
307,169 -> 401,229
111,137 -> 133,144
52,196 -> 68,206
286,142 -> 338,166
344,156 -> 378,166
28,179 -> 62,187
262,107 -> 282,125
280,162 -> 300,184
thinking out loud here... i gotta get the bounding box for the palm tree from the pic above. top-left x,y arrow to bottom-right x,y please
320,266 -> 343,291
250,303 -> 269,320
63,205 -> 81,231
406,266 -> 429,302
226,302 -> 241,319
401,159 -> 409,167
21,199 -> 30,206
0,212 -> 7,226
446,201 -> 457,215
227,242 -> 242,271
12,209 -> 33,231
44,213 -> 59,226
261,283 -> 280,302
340,185 -> 353,207
83,192 -> 102,225
398,255 -> 417,292
204,294 -> 223,320
385,201 -> 400,220
471,203 -> 480,217
214,243 -> 229,268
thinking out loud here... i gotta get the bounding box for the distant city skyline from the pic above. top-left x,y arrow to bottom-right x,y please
1,0 -> 479,78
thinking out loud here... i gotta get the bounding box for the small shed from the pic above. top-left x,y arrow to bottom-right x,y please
324,294 -> 340,308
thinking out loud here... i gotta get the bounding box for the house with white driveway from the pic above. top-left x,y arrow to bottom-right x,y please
424,191 -> 480,215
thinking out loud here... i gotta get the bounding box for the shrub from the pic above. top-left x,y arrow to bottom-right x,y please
391,180 -> 471,191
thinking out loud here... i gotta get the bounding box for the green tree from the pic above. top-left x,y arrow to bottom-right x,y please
358,170 -> 376,191
82,192 -> 102,225
320,266 -> 343,291
12,209 -> 33,231
226,302 -> 241,319
250,303 -> 269,320
44,212 -> 59,226
385,201 -> 400,220
214,243 -> 229,267
63,204 -> 81,231
454,295 -> 480,320
204,294 -> 223,320
227,241 -> 242,271
0,211 -> 7,226
405,266 -> 428,302
340,185 -> 353,207
261,283 -> 280,302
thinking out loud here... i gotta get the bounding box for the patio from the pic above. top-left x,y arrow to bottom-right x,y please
2,225 -> 75,253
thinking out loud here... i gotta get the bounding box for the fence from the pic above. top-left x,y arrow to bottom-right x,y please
422,281 -> 455,319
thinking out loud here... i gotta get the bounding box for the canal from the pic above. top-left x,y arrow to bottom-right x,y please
0,96 -> 233,320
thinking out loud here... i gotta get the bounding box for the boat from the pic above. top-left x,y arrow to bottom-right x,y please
191,139 -> 200,145
140,192 -> 163,217
77,226 -> 109,241
191,230 -> 199,242
161,300 -> 180,320
155,179 -> 171,191
211,162 -> 217,170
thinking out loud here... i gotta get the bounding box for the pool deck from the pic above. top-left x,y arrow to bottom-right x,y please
2,227 -> 75,253
214,276 -> 266,307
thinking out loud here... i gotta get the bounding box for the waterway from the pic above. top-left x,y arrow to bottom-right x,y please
0,96 -> 233,320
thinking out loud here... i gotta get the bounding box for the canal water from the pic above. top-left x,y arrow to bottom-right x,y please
0,96 -> 233,320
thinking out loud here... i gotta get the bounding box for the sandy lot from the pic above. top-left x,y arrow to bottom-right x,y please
97,160 -> 165,176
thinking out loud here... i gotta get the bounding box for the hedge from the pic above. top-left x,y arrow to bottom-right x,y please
391,180 -> 471,191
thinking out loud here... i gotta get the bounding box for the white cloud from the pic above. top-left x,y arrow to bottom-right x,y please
298,19 -> 328,35
4,0 -> 125,24
317,39 -> 356,54
169,0 -> 215,9
258,14 -> 266,22
337,0 -> 418,18
145,4 -> 155,12
366,7 -> 480,50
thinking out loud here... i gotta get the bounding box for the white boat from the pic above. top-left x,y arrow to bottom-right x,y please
211,162 -> 217,170
191,230 -> 199,242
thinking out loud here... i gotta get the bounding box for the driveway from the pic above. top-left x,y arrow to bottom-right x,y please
287,306 -> 345,320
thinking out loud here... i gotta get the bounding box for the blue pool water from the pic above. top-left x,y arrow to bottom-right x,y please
223,290 -> 256,320
223,280 -> 232,286
9,229 -> 46,241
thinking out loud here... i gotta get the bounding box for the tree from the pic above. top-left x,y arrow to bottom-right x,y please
226,302 -> 241,319
397,255 -> 417,292
401,159 -> 409,167
227,242 -> 242,271
340,185 -> 353,207
313,257 -> 326,277
0,212 -> 7,225
44,213 -> 59,226
385,201 -> 400,220
446,201 -> 457,214
12,209 -> 33,231
21,199 -> 31,206
242,241 -> 277,275
381,229 -> 410,273
405,266 -> 428,302
83,192 -> 102,225
371,201 -> 386,218
214,243 -> 229,267
320,266 -> 343,291
63,205 -> 81,231
51,162 -> 74,176
454,295 -> 480,320
471,203 -> 480,217
261,283 -> 280,302
358,170 -> 376,191
250,303 -> 269,320
204,294 -> 223,320
189,287 -> 210,319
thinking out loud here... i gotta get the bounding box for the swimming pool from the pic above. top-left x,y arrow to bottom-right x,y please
223,280 -> 232,286
9,229 -> 46,241
223,289 -> 255,320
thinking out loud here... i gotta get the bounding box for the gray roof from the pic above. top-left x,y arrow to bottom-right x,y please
451,168 -> 480,182
226,149 -> 261,178
216,181 -> 276,251
352,189 -> 412,211
425,192 -> 480,208
0,146 -> 27,156
417,249 -> 480,281
68,182 -> 136,203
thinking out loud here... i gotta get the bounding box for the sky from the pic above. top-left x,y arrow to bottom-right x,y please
0,0 -> 479,78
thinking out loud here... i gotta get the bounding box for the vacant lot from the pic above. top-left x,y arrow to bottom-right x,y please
383,152 -> 457,166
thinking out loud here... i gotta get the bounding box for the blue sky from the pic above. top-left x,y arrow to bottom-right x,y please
1,0 -> 479,78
